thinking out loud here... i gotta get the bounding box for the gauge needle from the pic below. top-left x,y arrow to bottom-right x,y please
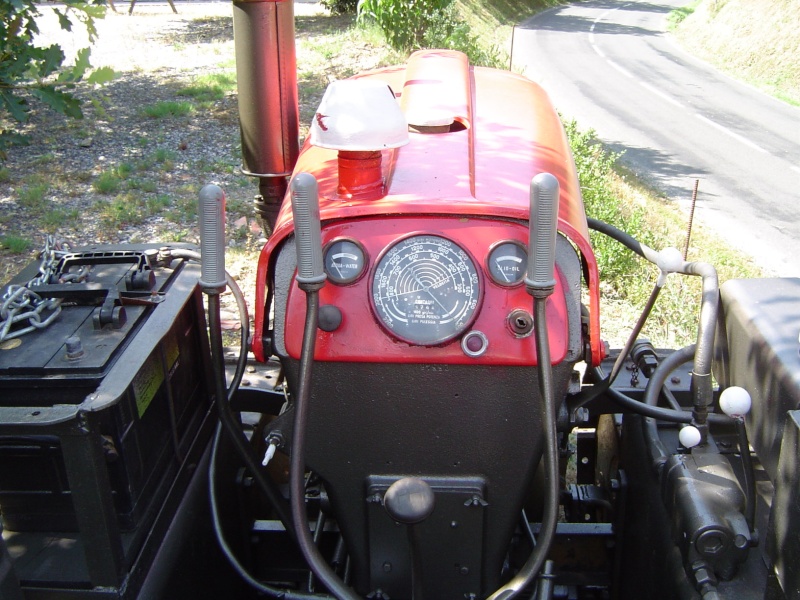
411,270 -> 449,313
410,269 -> 431,291
496,258 -> 511,282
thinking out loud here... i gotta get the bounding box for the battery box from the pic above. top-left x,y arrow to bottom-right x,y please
0,244 -> 214,534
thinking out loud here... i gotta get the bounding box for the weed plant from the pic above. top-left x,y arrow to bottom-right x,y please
142,101 -> 195,119
17,178 -> 50,213
93,170 -> 122,194
0,235 -> 33,253
178,73 -> 237,105
357,0 -> 506,67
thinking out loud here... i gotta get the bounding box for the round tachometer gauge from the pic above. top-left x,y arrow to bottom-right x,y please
371,235 -> 481,345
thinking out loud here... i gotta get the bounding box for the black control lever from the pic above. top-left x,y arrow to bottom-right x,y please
525,172 -> 560,298
384,477 -> 436,600
287,173 -> 356,600
490,172 -> 561,600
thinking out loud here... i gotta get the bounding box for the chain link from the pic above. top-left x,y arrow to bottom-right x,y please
0,236 -> 75,343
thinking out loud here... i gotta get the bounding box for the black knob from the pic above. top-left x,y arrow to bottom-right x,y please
383,477 -> 435,525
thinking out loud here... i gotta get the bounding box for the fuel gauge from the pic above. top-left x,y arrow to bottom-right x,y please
487,241 -> 527,286
323,239 -> 367,284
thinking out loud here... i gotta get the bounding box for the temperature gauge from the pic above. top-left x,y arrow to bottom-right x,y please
323,239 -> 367,284
487,241 -> 528,286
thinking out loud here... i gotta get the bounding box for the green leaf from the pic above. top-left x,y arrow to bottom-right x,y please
63,47 -> 93,82
0,90 -> 29,122
87,66 -> 117,85
0,129 -> 30,160
35,45 -> 66,79
30,86 -> 83,119
54,8 -> 73,31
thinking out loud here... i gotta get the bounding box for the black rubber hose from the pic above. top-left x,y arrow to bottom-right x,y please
589,364 -> 731,425
587,217 -> 648,259
209,426 -> 333,600
643,345 -> 698,463
486,297 -> 560,600
289,290 -> 359,600
207,289 -> 295,534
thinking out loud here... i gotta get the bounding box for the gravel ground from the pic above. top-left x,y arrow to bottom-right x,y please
0,1 -> 327,290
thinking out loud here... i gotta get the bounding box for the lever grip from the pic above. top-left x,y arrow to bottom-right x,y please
198,184 -> 227,290
290,173 -> 326,286
525,172 -> 560,296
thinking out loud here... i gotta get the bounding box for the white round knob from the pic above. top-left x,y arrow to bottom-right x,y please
720,386 -> 752,417
657,247 -> 684,273
679,425 -> 702,449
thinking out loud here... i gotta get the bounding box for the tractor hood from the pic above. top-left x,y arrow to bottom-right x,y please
254,49 -> 601,362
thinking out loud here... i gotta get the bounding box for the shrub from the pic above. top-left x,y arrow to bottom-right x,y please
321,0 -> 358,15
358,0 -> 450,50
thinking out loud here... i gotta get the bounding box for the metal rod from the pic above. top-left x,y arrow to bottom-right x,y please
683,179 -> 699,261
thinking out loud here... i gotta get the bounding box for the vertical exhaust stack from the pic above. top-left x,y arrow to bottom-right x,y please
232,0 -> 299,234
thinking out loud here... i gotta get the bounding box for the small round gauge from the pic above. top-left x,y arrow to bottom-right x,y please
371,235 -> 481,346
323,239 -> 367,284
487,241 -> 528,286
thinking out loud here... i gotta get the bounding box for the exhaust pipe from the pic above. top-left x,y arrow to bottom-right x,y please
232,0 -> 299,234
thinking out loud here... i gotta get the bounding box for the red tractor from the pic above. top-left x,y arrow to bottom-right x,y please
0,2 -> 798,599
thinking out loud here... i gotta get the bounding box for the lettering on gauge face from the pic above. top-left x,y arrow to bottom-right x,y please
487,241 -> 528,286
371,234 -> 482,345
323,239 -> 367,284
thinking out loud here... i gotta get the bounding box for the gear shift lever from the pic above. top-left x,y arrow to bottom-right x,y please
384,477 -> 436,600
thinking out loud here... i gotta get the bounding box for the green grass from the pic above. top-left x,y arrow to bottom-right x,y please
178,72 -> 237,104
0,235 -> 33,253
96,192 -> 165,230
667,0 -> 701,29
93,170 -> 122,194
17,177 -> 50,213
142,101 -> 195,119
126,177 -> 158,193
670,0 -> 800,105
42,207 -> 80,231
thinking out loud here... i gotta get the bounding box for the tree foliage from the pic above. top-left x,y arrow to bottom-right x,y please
0,0 -> 115,158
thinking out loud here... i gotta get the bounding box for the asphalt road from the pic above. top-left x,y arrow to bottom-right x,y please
511,0 -> 800,277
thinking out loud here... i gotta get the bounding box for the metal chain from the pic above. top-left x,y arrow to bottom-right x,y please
0,236 -> 74,343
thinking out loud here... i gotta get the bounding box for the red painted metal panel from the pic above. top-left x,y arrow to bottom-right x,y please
253,51 -> 603,365
281,217 -> 569,365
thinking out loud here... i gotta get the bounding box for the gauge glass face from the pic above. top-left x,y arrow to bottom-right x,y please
487,241 -> 528,286
324,239 -> 367,284
371,235 -> 481,345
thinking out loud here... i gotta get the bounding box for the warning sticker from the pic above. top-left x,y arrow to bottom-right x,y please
132,353 -> 164,418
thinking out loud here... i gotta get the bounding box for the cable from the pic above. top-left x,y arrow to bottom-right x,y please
181,245 -> 296,534
289,289 -> 359,600
734,416 -> 756,532
187,242 -> 319,596
486,297 -> 560,600
209,426 -> 332,600
642,345 -> 697,463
